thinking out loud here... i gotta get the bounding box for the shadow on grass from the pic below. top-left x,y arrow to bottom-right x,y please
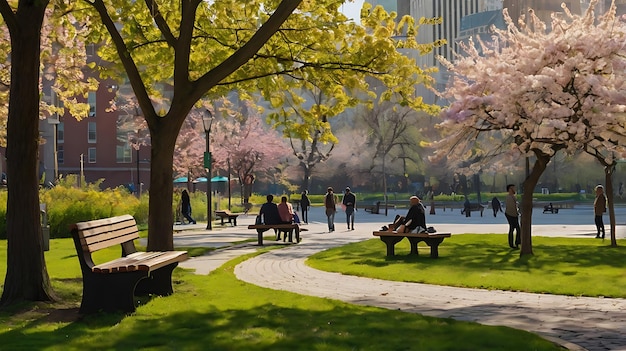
0,302 -> 559,351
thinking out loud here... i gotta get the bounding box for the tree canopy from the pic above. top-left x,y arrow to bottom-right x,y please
76,0 -> 443,250
435,0 -> 626,255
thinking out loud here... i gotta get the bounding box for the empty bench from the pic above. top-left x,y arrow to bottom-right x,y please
71,214 -> 188,314
248,224 -> 307,245
461,203 -> 484,217
372,230 -> 452,258
215,210 -> 240,226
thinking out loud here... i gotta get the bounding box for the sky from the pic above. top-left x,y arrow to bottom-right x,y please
340,0 -> 365,21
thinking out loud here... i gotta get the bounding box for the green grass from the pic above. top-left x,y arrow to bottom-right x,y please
308,234 -> 626,298
0,239 -> 562,350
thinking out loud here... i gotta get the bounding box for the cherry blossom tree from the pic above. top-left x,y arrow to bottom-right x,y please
211,103 -> 290,205
435,0 -> 626,255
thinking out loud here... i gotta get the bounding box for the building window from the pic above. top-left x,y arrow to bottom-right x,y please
88,92 -> 96,117
57,123 -> 64,143
88,147 -> 96,163
57,145 -> 64,164
116,115 -> 136,163
116,144 -> 132,163
88,122 -> 97,143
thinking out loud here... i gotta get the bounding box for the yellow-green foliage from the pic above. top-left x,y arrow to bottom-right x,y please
38,175 -> 142,238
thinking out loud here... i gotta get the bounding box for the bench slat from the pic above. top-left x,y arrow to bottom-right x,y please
248,224 -> 299,229
372,231 -> 451,238
136,251 -> 188,271
74,215 -> 140,253
92,251 -> 188,273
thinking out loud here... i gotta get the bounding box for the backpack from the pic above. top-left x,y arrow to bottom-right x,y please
325,193 -> 334,208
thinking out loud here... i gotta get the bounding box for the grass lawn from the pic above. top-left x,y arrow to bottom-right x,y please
308,234 -> 626,298
0,238 -> 562,350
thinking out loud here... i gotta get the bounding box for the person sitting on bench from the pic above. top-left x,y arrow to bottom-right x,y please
277,196 -> 299,241
259,195 -> 282,236
391,196 -> 427,233
544,203 -> 554,212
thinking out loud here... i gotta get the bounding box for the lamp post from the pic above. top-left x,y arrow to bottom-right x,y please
202,110 -> 214,230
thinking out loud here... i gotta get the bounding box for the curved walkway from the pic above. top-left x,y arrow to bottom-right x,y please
179,209 -> 626,351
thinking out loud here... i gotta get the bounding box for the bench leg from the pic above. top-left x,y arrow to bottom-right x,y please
220,217 -> 225,225
379,236 -> 404,256
257,229 -> 264,246
80,270 -> 149,314
424,238 -> 445,258
407,237 -> 424,256
232,217 -> 237,226
135,263 -> 179,296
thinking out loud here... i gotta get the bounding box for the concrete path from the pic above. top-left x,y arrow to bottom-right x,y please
178,206 -> 626,351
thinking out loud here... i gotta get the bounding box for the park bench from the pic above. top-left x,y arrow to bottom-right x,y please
247,223 -> 308,245
461,203 -> 484,217
543,205 -> 559,214
71,214 -> 188,314
363,201 -> 396,214
215,209 -> 240,226
372,230 -> 452,258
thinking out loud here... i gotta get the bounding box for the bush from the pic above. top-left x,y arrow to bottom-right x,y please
39,175 -> 141,238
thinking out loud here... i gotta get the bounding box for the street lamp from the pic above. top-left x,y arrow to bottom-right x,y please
202,110 -> 214,230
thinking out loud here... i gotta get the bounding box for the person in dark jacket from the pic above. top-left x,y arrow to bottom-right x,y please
392,196 -> 426,233
181,189 -> 196,224
259,194 -> 281,225
300,190 -> 311,224
491,197 -> 502,217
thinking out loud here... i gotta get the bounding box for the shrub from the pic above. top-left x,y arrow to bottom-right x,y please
39,175 -> 141,238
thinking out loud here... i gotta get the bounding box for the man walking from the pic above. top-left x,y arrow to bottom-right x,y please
324,187 -> 337,232
342,187 -> 356,230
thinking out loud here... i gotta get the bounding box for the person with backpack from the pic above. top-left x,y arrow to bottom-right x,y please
324,187 -> 338,232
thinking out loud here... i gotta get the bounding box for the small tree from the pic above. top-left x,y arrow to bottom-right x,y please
211,105 -> 290,204
435,1 -> 626,255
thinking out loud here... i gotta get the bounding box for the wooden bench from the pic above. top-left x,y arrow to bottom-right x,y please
372,231 -> 452,258
363,202 -> 381,214
71,214 -> 188,314
248,224 -> 307,245
543,205 -> 559,214
461,203 -> 484,217
215,209 -> 240,226
363,202 -> 396,214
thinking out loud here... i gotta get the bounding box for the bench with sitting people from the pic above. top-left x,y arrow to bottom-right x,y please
247,195 -> 307,245
542,203 -> 559,214
372,196 -> 452,258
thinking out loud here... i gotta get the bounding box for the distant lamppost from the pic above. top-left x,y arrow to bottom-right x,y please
202,110 -> 214,230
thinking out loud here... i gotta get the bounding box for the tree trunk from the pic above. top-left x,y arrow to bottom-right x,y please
605,165 -> 617,247
519,152 -> 550,256
1,1 -> 55,305
146,124 -> 177,251
301,164 -> 311,193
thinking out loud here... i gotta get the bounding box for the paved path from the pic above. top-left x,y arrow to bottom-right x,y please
178,206 -> 626,351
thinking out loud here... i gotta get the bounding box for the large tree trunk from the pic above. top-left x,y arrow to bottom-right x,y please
0,1 -> 55,305
519,152 -> 550,256
146,124 -> 177,251
605,165 -> 617,247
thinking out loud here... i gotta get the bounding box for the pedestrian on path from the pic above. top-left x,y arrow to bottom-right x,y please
504,184 -> 520,249
342,187 -> 356,230
324,187 -> 338,232
491,197 -> 502,217
181,189 -> 196,225
594,184 -> 606,239
300,190 -> 310,224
